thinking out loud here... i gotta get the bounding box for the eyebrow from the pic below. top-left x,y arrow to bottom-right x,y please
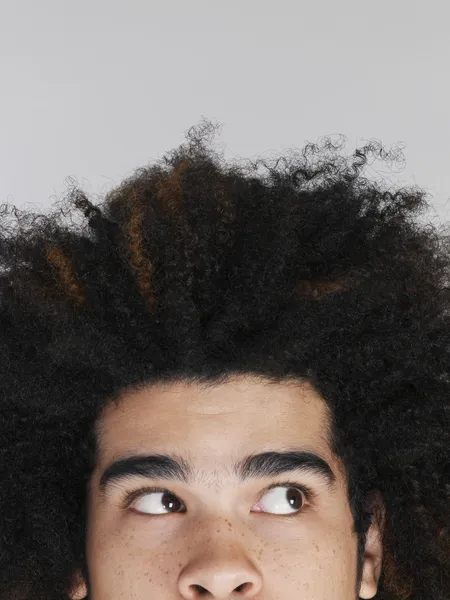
99,449 -> 337,497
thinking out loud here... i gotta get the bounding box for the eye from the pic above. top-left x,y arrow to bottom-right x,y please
124,480 -> 313,517
253,482 -> 309,515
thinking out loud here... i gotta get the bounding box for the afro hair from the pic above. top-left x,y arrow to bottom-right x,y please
0,120 -> 449,600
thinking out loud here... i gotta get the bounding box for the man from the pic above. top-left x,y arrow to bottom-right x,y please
1,121 -> 448,600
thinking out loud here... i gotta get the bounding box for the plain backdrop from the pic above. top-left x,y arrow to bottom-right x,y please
1,0 -> 450,227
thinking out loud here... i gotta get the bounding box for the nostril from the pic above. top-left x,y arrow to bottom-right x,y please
191,580 -> 250,595
192,584 -> 209,595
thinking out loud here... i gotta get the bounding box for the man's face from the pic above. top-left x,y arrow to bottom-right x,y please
71,375 -> 383,599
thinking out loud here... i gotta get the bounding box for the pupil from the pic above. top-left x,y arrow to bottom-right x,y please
289,489 -> 303,510
162,492 -> 180,511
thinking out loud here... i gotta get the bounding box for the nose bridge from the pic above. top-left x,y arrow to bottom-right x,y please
186,509 -> 246,548
187,477 -> 248,524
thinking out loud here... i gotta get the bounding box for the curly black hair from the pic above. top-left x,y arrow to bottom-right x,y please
0,120 -> 449,600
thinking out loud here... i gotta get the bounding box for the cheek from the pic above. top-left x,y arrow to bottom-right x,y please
264,523 -> 357,589
285,535 -> 356,598
88,512 -> 140,556
86,526 -> 146,592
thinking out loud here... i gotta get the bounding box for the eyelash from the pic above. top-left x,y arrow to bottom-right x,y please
120,480 -> 317,517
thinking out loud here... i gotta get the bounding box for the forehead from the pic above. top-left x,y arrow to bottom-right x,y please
95,376 -> 334,466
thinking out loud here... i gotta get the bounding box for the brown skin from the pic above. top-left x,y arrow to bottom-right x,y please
70,375 -> 384,599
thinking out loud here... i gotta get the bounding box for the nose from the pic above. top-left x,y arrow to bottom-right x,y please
179,565 -> 262,599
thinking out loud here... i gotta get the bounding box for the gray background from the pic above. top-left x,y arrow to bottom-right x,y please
1,0 -> 449,224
